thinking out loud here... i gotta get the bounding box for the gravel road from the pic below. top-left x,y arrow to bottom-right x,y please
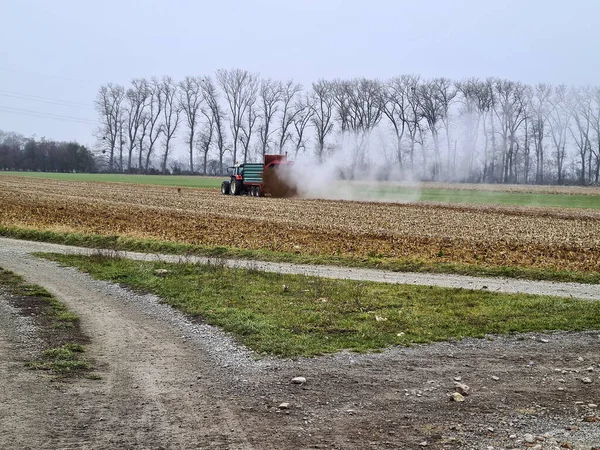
1,237 -> 599,300
1,237 -> 599,449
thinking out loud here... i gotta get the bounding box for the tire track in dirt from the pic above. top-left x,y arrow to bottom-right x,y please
2,237 -> 600,449
0,246 -> 254,449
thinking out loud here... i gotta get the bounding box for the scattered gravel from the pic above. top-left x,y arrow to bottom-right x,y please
1,237 -> 600,449
95,269 -> 265,375
0,287 -> 42,359
2,237 -> 600,300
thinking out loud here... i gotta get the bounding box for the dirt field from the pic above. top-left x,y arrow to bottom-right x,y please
1,176 -> 599,448
1,176 -> 599,272
1,242 -> 600,450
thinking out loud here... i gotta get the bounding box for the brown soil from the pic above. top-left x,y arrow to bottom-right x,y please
1,243 -> 599,449
1,176 -> 599,273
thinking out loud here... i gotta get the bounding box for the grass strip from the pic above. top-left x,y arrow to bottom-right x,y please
0,171 -> 221,188
0,269 -> 79,329
26,343 -> 92,374
43,253 -> 600,358
0,268 -> 93,377
2,225 -> 599,285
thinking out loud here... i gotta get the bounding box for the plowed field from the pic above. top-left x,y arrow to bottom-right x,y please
1,175 -> 599,272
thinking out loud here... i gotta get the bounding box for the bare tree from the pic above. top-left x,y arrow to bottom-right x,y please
347,78 -> 384,132
404,76 -> 423,172
589,87 -> 600,182
416,79 -> 446,179
257,78 -> 283,158
124,78 -> 149,172
530,83 -> 552,183
197,108 -> 214,175
521,104 -> 532,184
179,76 -> 203,173
474,79 -> 495,181
216,69 -> 259,164
331,79 -> 352,133
342,78 -> 384,176
137,111 -> 150,172
310,80 -> 335,162
383,76 -> 411,169
160,76 -> 181,174
456,78 -> 485,179
569,87 -> 593,184
291,94 -> 314,157
95,83 -> 125,172
548,85 -> 571,184
239,94 -> 259,163
433,78 -> 457,176
145,78 -> 164,172
277,80 -> 303,153
200,76 -> 227,174
492,79 -> 528,183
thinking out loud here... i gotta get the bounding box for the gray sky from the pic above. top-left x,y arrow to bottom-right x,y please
1,0 -> 598,147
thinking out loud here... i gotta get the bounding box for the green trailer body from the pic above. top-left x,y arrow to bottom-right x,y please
240,163 -> 264,184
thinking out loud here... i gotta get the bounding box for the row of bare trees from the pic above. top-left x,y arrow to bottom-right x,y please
95,71 -> 600,185
95,71 -> 312,175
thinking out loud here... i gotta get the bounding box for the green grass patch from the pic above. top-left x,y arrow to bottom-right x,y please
26,343 -> 91,374
355,185 -> 600,209
0,268 -> 92,377
0,269 -> 79,328
428,189 -> 600,209
43,253 -> 600,358
0,171 -> 221,188
3,225 -> 598,284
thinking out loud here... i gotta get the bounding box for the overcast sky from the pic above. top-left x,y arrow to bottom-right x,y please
1,0 -> 598,147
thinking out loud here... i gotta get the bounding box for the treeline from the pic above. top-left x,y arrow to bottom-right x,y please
0,131 -> 96,173
96,71 -> 600,185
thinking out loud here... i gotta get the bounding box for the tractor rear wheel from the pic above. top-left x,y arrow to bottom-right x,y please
231,180 -> 242,195
221,181 -> 230,195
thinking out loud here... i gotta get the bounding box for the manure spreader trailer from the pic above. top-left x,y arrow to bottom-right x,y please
220,154 -> 297,198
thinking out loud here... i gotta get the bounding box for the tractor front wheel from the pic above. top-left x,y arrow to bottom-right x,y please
221,181 -> 230,195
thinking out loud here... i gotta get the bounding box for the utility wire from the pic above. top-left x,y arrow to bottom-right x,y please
0,90 -> 93,109
0,106 -> 95,125
0,67 -> 92,85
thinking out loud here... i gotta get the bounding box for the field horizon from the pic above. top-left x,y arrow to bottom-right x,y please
2,171 -> 599,209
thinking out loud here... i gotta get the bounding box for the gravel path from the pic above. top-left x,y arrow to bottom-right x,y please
1,237 -> 600,449
1,237 -> 598,300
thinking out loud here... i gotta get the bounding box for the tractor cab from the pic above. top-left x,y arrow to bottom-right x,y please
227,164 -> 244,177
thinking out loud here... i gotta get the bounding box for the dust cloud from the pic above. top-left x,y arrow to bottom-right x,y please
280,132 -> 423,203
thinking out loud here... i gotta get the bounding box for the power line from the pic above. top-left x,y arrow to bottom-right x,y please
0,106 -> 96,125
0,89 -> 93,107
0,67 -> 92,85
0,90 -> 93,109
